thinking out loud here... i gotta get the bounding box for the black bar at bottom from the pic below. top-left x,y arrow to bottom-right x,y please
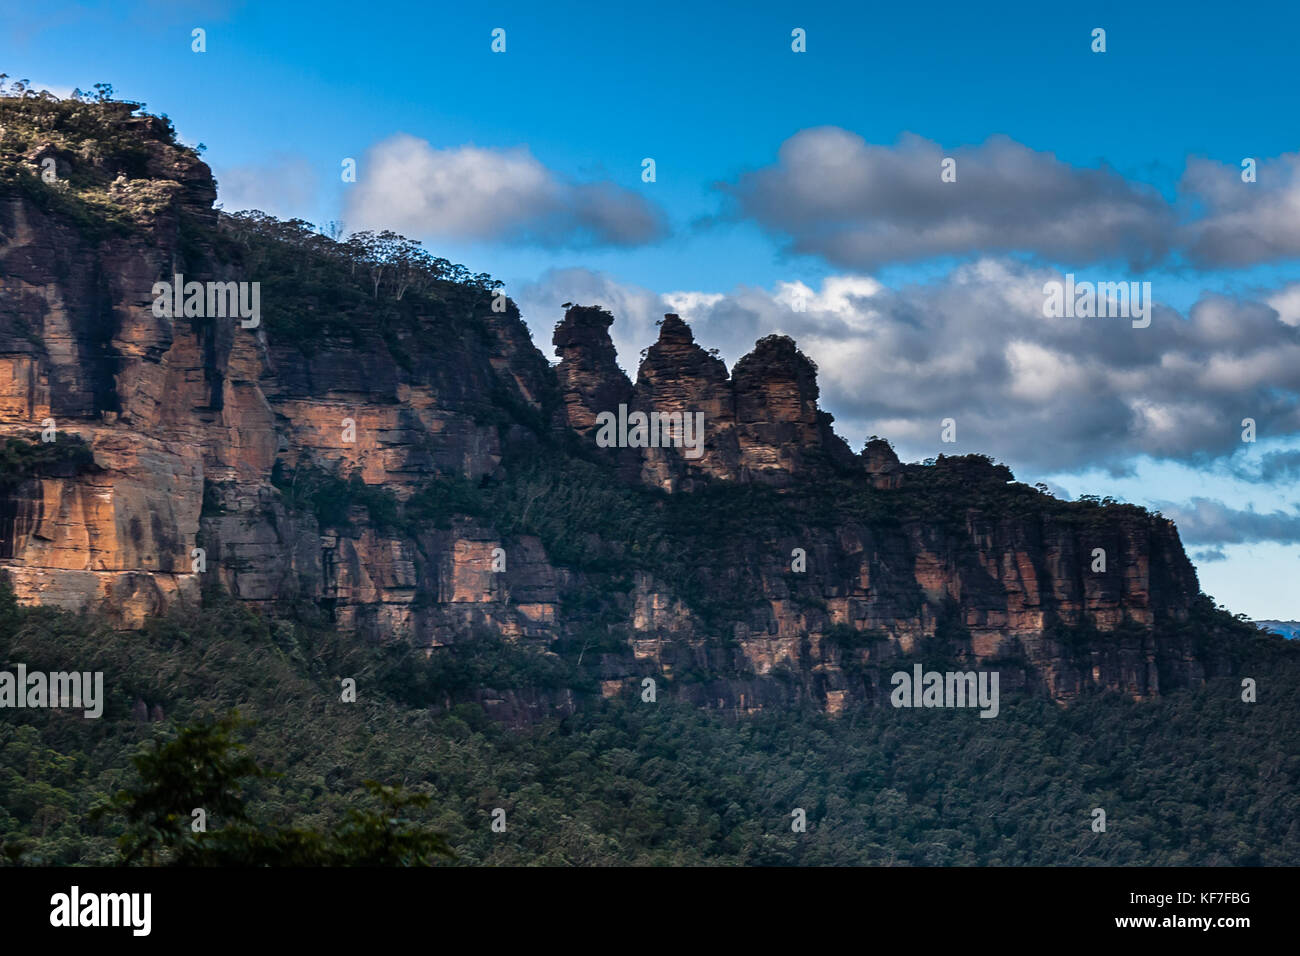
0,865 -> 1284,942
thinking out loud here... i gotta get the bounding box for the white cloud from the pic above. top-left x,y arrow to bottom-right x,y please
345,134 -> 667,249
214,153 -> 319,220
1181,152 -> 1300,267
717,129 -> 1176,269
1266,282 -> 1300,326
718,129 -> 1300,271
517,261 -> 1300,471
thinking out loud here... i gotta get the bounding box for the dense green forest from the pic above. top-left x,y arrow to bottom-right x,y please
1,585 -> 1296,866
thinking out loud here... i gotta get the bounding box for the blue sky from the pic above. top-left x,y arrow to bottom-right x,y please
4,0 -> 1299,617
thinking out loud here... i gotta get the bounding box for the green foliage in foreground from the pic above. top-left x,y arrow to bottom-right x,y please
93,713 -> 453,866
0,587 -> 1296,866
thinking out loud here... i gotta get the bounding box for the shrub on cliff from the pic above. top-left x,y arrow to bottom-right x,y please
0,434 -> 96,490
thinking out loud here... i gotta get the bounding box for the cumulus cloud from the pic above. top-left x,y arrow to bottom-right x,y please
513,268 -> 672,373
1192,548 -> 1229,563
1266,283 -> 1300,326
517,262 -> 1300,473
716,129 -> 1300,270
1153,499 -> 1300,546
214,154 -> 319,221
716,129 -> 1176,269
345,134 -> 667,248
679,263 -> 1300,472
1181,152 -> 1300,267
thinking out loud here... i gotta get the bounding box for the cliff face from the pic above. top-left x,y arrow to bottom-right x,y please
0,96 -> 1224,716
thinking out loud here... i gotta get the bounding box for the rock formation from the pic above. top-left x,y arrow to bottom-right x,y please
0,95 -> 1233,716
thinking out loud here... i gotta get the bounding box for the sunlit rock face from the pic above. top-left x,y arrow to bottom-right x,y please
0,102 -> 1217,714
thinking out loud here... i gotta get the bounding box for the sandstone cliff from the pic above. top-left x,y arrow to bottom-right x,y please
0,94 -> 1232,717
